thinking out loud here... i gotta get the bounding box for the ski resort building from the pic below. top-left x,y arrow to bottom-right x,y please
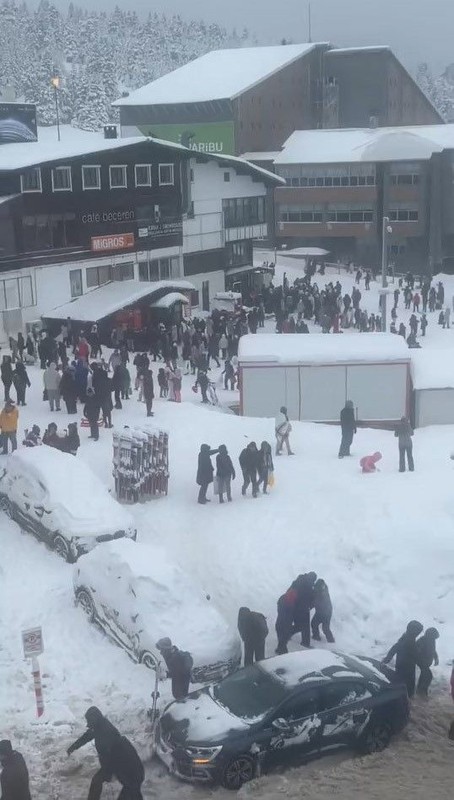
0,126 -> 281,341
113,44 -> 441,157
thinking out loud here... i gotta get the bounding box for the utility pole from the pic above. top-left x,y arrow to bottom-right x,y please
51,76 -> 61,141
381,215 -> 392,332
308,2 -> 312,43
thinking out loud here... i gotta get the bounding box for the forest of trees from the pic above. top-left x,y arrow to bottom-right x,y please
0,0 -> 252,130
416,62 -> 454,122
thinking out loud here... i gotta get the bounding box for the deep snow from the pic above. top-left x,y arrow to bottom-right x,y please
2,264 -> 454,796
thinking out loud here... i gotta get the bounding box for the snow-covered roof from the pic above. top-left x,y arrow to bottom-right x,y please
150,291 -> 189,309
238,333 -> 410,365
274,124 -> 454,166
198,150 -> 284,185
327,46 -> 391,55
113,44 -> 324,106
411,349 -> 454,390
43,280 -> 195,323
240,151 -> 281,162
281,247 -> 330,257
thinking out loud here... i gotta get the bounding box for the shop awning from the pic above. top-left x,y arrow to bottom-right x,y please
42,279 -> 194,323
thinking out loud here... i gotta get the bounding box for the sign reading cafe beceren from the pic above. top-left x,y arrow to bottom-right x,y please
81,210 -> 135,224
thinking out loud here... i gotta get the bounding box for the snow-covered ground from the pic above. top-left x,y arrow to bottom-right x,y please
2,264 -> 454,797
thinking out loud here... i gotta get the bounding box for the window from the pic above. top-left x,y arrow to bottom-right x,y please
159,163 -> 174,186
138,257 -> 180,282
69,269 -> 82,298
86,265 -> 112,288
320,682 -> 371,711
389,209 -> 419,222
109,165 -> 127,189
113,261 -> 134,281
20,168 -> 42,193
277,689 -> 320,721
223,196 -> 266,228
226,240 -> 252,267
190,168 -> 194,182
82,165 -> 101,190
390,173 -> 420,186
21,212 -> 77,251
224,171 -> 231,182
134,164 -> 152,187
52,166 -> 72,192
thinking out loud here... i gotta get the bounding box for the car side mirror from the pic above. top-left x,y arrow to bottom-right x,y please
272,718 -> 290,732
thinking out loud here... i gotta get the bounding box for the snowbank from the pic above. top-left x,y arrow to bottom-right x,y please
411,349 -> 454,390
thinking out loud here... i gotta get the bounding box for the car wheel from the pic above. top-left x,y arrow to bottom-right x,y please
358,721 -> 392,755
221,755 -> 255,790
53,534 -> 71,561
0,496 -> 12,518
75,589 -> 96,622
140,651 -> 158,670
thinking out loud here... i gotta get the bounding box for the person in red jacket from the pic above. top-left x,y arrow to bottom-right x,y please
76,336 -> 89,362
360,451 -> 382,473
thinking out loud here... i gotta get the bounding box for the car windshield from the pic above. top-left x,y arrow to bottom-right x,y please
212,664 -> 290,719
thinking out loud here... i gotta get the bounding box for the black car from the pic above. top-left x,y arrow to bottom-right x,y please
156,649 -> 409,790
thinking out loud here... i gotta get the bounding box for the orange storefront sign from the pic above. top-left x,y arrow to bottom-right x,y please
91,232 -> 135,252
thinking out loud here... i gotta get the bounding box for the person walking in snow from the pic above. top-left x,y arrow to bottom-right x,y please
1,355 -> 13,402
216,444 -> 235,503
0,400 -> 18,454
420,313 -> 428,337
83,388 -> 101,442
196,444 -> 219,504
395,416 -> 414,472
142,368 -> 154,417
239,441 -> 260,498
416,627 -> 439,698
311,579 -> 335,643
12,362 -> 30,406
444,306 -> 451,329
275,406 -> 294,456
0,739 -> 31,800
237,607 -> 268,666
382,620 -> 424,698
195,369 -> 209,403
258,441 -> 274,494
338,399 -> 356,458
43,362 -> 61,411
156,638 -> 193,700
67,706 -> 144,800
222,359 -> 236,390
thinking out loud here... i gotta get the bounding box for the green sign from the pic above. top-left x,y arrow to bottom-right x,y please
138,121 -> 235,155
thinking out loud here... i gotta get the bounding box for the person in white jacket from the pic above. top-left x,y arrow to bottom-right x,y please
275,406 -> 294,456
43,362 -> 61,411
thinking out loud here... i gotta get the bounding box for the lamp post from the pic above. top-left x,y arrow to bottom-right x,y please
381,215 -> 392,332
51,76 -> 60,141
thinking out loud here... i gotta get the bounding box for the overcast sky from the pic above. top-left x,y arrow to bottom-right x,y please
52,0 -> 452,73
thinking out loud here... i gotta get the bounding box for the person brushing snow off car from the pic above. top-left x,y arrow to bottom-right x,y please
156,638 -> 193,700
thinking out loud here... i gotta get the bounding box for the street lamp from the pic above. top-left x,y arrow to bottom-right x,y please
380,215 -> 393,332
51,76 -> 61,142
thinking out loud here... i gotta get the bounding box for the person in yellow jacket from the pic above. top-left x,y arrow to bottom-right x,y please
0,400 -> 18,454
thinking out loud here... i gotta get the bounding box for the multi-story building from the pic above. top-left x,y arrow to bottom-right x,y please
0,126 -> 280,338
273,124 -> 454,272
114,43 -> 442,157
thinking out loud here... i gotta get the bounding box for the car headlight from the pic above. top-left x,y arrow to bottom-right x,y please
185,745 -> 222,764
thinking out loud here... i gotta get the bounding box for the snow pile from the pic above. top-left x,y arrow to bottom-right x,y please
411,349 -> 454,389
238,332 -> 410,364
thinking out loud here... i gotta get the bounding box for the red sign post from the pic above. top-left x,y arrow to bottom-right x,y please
22,627 -> 45,718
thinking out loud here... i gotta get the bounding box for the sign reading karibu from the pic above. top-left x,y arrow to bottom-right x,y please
91,233 -> 135,252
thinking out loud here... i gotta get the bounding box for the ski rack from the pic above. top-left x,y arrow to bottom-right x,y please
113,426 -> 169,503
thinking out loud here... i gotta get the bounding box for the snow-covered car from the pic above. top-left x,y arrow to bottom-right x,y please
0,448 -> 136,562
73,539 -> 241,682
156,650 -> 409,790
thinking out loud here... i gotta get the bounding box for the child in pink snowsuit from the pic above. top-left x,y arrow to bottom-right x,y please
360,451 -> 382,473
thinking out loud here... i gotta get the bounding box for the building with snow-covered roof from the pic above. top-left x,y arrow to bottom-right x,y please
273,123 -> 454,272
238,333 -> 411,424
0,125 -> 281,341
114,43 -> 441,157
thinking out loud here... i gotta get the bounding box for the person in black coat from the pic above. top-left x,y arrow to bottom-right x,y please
237,606 -> 268,666
416,627 -> 439,697
142,368 -> 154,417
292,572 -> 317,648
156,638 -> 193,700
59,367 -> 78,414
338,399 -> 356,458
239,442 -> 260,498
12,362 -> 31,406
17,332 -> 25,362
83,388 -> 101,441
258,441 -> 274,494
67,706 -> 144,800
216,444 -> 235,503
275,589 -> 297,655
0,739 -> 31,800
311,579 -> 334,643
382,620 -> 424,697
196,444 -> 219,504
1,355 -> 13,402
196,369 -> 209,403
